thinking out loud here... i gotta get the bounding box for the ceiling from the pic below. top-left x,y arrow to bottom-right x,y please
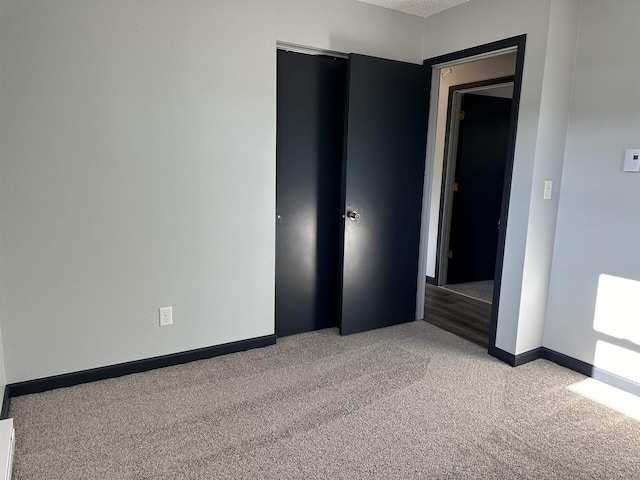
356,0 -> 469,18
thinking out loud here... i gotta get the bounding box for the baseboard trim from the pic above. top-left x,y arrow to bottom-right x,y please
426,276 -> 437,286
0,389 -> 9,421
488,345 -> 542,367
590,367 -> 640,397
541,347 -> 640,397
6,334 -> 276,399
488,345 -> 516,366
540,348 -> 592,376
4,333 -> 639,413
514,347 -> 543,367
490,345 -> 640,397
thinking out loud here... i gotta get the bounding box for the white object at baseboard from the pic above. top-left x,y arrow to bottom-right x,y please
0,419 -> 14,480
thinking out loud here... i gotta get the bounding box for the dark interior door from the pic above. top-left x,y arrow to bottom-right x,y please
447,94 -> 512,284
275,51 -> 346,337
340,54 -> 430,336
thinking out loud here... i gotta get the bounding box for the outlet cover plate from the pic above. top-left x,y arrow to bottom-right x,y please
159,307 -> 173,327
624,149 -> 640,172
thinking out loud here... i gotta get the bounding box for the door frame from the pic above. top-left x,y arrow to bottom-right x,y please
416,34 -> 527,356
436,77 -> 515,286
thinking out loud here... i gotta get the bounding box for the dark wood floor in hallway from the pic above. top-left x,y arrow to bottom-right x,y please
423,284 -> 491,348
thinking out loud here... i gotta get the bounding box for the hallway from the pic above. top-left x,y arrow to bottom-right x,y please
424,284 -> 491,347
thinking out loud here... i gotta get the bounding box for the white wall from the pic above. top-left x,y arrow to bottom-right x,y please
422,0 -> 581,355
8,0 -> 632,387
0,0 -> 7,394
277,0 -> 425,63
514,0 -> 581,354
0,0 -> 277,383
0,327 -> 6,394
425,53 -> 517,279
0,0 -> 425,383
544,0 -> 640,384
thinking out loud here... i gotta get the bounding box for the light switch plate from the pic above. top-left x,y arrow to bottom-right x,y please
543,179 -> 553,200
623,149 -> 640,172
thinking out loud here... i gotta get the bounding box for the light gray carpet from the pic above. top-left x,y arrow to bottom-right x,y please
443,280 -> 494,303
9,322 -> 640,479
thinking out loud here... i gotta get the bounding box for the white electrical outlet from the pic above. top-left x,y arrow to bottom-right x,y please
159,307 -> 173,327
624,149 -> 640,172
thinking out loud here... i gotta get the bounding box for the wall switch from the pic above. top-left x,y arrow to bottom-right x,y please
543,179 -> 553,200
624,149 -> 640,172
159,307 -> 173,327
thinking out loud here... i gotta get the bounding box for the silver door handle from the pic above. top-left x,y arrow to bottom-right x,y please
347,211 -> 361,221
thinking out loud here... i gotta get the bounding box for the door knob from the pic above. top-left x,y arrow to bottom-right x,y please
347,211 -> 361,221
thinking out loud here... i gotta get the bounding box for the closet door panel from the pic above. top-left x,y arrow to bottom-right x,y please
340,54 -> 430,335
275,51 -> 346,337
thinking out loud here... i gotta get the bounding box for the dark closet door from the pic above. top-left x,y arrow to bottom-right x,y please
447,94 -> 512,284
339,54 -> 430,336
275,51 -> 346,337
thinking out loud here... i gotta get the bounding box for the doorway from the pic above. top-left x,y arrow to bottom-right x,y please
418,35 -> 527,357
424,77 -> 514,347
439,78 -> 514,306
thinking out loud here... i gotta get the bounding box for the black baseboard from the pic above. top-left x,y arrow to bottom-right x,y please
540,348 -> 592,376
3,333 -> 638,419
541,347 -> 640,397
590,367 -> 640,397
426,276 -> 437,286
488,345 -> 542,366
514,347 -> 543,366
0,387 -> 9,420
490,344 -> 640,397
488,345 -> 516,366
5,334 -> 276,402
